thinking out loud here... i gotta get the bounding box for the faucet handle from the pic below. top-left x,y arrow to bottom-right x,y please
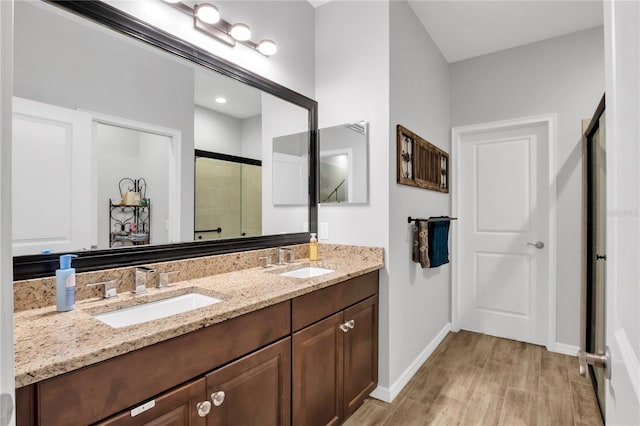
158,271 -> 180,289
87,279 -> 118,299
258,255 -> 272,268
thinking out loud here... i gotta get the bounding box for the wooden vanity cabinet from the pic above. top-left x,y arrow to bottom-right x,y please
205,338 -> 291,426
16,270 -> 380,426
97,338 -> 290,426
95,378 -> 207,426
16,301 -> 290,426
292,271 -> 379,426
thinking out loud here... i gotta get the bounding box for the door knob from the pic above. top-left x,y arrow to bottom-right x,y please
527,241 -> 544,249
577,347 -> 611,379
346,320 -> 355,329
211,390 -> 225,407
196,401 -> 212,417
339,323 -> 350,332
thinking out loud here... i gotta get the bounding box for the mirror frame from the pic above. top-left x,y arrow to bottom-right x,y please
13,0 -> 318,280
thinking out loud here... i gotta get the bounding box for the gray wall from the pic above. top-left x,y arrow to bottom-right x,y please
388,0 -> 451,387
450,27 -> 605,346
315,0 -> 391,387
14,0 -> 195,241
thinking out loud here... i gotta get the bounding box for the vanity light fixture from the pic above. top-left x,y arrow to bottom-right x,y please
194,3 -> 220,24
164,1 -> 278,56
229,23 -> 251,41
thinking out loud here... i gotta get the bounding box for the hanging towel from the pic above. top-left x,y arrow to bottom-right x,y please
428,217 -> 450,268
412,221 -> 430,268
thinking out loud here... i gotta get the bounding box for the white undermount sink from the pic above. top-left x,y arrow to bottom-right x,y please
278,266 -> 335,279
93,293 -> 222,328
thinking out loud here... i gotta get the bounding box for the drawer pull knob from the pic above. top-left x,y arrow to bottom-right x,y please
346,320 -> 355,329
339,323 -> 350,332
196,401 -> 211,417
212,390 -> 226,406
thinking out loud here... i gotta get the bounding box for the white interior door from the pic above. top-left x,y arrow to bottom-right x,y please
603,1 -> 640,423
12,97 -> 92,255
457,120 -> 550,345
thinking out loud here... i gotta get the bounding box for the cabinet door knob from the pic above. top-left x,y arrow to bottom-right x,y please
346,320 -> 355,329
196,401 -> 212,417
211,390 -> 225,407
339,323 -> 350,332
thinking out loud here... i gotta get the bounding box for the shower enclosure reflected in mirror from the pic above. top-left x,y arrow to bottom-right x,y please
319,121 -> 368,204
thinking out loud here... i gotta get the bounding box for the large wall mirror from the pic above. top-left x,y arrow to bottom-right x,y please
12,1 -> 317,279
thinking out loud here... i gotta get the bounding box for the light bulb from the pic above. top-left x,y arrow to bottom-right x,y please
230,23 -> 251,41
257,39 -> 277,56
195,3 -> 220,24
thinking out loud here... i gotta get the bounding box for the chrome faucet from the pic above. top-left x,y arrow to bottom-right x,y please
278,248 -> 295,265
134,266 -> 155,294
158,270 -> 180,289
258,255 -> 272,268
87,279 -> 118,299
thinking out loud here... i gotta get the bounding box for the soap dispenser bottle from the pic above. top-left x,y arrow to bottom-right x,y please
56,254 -> 78,312
309,233 -> 318,261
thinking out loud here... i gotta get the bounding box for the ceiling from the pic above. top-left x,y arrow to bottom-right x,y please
194,67 -> 262,119
310,1 -> 603,63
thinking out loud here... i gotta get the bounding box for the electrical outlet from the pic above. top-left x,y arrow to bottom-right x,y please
319,223 -> 329,240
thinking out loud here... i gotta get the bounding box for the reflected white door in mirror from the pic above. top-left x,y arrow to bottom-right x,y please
12,98 -> 182,256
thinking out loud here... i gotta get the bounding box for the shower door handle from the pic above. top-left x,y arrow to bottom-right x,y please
527,241 -> 544,249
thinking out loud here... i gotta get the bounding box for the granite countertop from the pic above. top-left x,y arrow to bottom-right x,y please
14,257 -> 383,388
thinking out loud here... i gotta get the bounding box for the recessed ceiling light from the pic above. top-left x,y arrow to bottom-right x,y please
215,97 -> 227,104
230,23 -> 251,41
195,3 -> 221,24
257,39 -> 277,56
163,0 -> 181,3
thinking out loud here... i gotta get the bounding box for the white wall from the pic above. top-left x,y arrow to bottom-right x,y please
106,0 -> 315,99
388,0 -> 451,393
315,0 -> 391,387
194,106 -> 243,156
194,107 -> 263,162
241,115 -> 262,160
450,27 -> 605,347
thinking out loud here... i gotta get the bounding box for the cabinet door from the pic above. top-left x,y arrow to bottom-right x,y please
96,378 -> 207,426
343,296 -> 378,418
205,338 -> 291,426
292,312 -> 344,426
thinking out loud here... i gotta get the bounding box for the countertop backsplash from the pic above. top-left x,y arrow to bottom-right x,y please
13,243 -> 384,312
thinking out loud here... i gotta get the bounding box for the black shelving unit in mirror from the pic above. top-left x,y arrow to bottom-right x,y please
109,178 -> 151,247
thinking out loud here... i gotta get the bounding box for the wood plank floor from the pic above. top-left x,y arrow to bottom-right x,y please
345,330 -> 603,426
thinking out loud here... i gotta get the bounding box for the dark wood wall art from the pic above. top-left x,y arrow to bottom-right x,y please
396,125 -> 449,193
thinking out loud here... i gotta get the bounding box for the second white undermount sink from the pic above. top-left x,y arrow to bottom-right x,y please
93,293 -> 222,328
279,266 -> 335,279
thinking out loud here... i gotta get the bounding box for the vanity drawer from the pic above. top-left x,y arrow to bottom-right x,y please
36,301 -> 290,425
292,271 -> 378,332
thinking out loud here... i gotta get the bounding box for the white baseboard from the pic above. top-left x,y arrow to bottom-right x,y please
370,323 -> 451,403
551,342 -> 580,356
